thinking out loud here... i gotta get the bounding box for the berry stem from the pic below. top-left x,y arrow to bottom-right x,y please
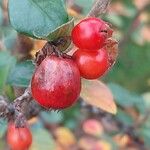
87,0 -> 111,17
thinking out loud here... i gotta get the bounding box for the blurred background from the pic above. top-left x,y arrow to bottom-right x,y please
0,0 -> 150,149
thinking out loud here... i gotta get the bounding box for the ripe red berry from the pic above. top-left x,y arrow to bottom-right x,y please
7,122 -> 32,150
31,55 -> 81,109
73,48 -> 109,79
71,17 -> 113,50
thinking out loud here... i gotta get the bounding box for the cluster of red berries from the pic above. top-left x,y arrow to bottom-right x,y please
6,17 -> 114,150
31,17 -> 113,110
72,17 -> 112,79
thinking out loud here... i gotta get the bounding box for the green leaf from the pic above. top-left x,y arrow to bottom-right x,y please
3,28 -> 17,50
5,85 -> 15,100
0,51 -> 16,93
143,93 -> 150,110
64,119 -> 77,129
0,0 -> 2,6
40,111 -> 63,124
31,128 -> 55,150
0,7 -> 3,25
0,119 -> 7,138
7,60 -> 35,87
105,41 -> 150,93
104,13 -> 124,28
75,0 -> 94,15
138,127 -> 150,147
8,0 -> 70,41
108,83 -> 145,110
115,109 -> 133,126
0,139 -> 5,150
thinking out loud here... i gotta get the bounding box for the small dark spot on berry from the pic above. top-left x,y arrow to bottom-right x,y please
100,30 -> 107,33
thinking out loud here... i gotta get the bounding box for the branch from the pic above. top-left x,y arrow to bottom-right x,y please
0,96 -> 8,118
0,87 -> 32,126
87,0 -> 111,17
13,86 -> 32,110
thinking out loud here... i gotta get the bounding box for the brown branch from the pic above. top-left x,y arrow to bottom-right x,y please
13,86 -> 32,111
0,96 -> 8,118
0,87 -> 32,126
2,0 -> 9,25
87,0 -> 111,17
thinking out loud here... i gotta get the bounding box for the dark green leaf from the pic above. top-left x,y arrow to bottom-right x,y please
64,119 -> 77,129
8,0 -> 70,41
7,60 -> 35,87
115,109 -> 133,126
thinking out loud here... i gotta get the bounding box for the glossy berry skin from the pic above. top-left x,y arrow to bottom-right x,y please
31,55 -> 81,109
72,17 -> 113,50
73,48 -> 109,79
7,122 -> 32,150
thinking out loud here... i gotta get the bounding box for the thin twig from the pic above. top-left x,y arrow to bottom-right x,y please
87,0 -> 111,17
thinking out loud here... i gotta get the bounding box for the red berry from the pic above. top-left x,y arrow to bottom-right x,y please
31,55 -> 81,109
73,48 -> 109,79
7,122 -> 32,150
71,17 -> 113,50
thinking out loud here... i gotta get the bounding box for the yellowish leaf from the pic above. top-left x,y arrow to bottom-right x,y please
55,127 -> 76,147
96,140 -> 112,150
113,134 -> 130,147
81,79 -> 117,114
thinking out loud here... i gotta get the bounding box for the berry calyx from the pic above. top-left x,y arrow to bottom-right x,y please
73,48 -> 109,79
7,122 -> 32,150
31,55 -> 81,109
71,17 -> 113,50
